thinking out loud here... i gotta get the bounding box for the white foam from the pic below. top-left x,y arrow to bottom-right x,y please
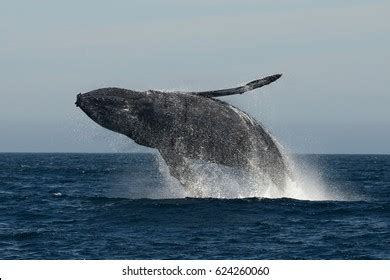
153,155 -> 350,201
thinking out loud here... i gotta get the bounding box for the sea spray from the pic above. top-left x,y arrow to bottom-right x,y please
154,152 -> 349,201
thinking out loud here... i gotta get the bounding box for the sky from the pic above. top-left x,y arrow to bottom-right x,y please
0,0 -> 389,153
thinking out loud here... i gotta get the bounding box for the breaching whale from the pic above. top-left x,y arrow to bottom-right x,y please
76,74 -> 291,191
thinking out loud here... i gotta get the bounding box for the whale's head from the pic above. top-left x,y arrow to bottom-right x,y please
76,88 -> 165,147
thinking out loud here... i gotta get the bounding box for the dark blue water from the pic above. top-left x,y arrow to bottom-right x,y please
0,153 -> 389,259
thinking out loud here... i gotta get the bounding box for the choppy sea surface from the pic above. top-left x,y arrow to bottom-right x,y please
0,153 -> 389,259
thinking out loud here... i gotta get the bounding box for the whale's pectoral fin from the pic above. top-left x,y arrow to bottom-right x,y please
159,150 -> 202,195
192,74 -> 282,98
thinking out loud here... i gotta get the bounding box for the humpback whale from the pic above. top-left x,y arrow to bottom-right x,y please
76,74 -> 290,191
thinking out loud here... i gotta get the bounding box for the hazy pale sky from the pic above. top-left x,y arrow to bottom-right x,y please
0,0 -> 389,153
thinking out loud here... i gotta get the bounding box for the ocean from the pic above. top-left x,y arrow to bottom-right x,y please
0,153 -> 389,259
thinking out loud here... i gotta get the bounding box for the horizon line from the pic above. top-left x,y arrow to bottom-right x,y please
0,152 -> 389,156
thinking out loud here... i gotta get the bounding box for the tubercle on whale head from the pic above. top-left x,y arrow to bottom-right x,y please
75,93 -> 82,107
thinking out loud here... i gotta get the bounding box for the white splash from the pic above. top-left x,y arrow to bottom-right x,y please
154,155 -> 349,201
